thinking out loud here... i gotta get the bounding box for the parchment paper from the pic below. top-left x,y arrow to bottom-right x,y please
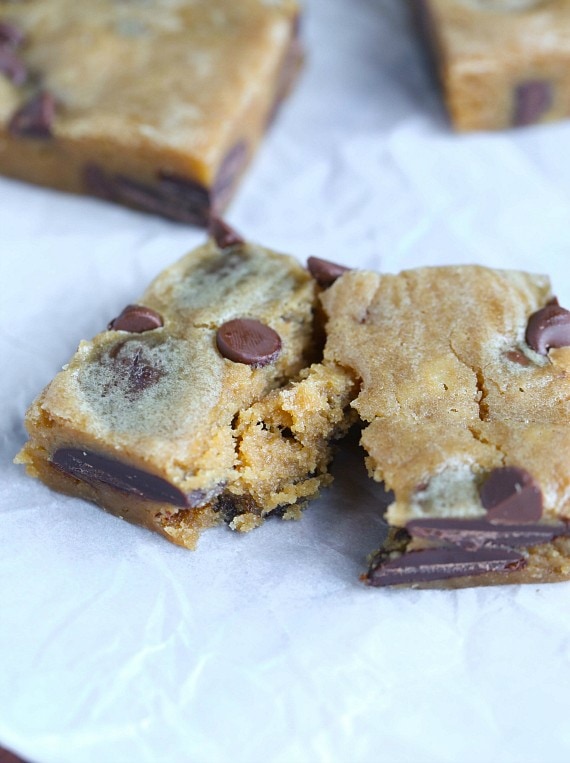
2,1 -> 570,761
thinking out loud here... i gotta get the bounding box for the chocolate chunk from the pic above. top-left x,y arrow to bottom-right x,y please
83,163 -> 117,201
307,256 -> 350,287
187,485 -> 224,509
406,518 -> 568,551
0,21 -> 25,48
209,217 -> 244,250
157,173 -> 211,225
366,546 -> 525,587
0,46 -> 26,85
83,165 -> 224,227
514,80 -> 552,127
113,175 -> 206,225
480,466 -> 543,524
216,319 -> 281,367
113,174 -> 210,226
526,303 -> 570,355
8,91 -> 55,139
108,304 -> 164,333
51,448 -> 189,507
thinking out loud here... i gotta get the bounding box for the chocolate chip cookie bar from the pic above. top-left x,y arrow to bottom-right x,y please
15,228 -> 355,548
414,0 -> 570,130
319,263 -> 570,587
0,0 -> 301,224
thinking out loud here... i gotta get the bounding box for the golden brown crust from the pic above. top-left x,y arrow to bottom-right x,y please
321,264 -> 570,587
0,0 -> 301,216
415,0 -> 570,130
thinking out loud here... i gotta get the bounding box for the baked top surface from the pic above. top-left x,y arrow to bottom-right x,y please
425,0 -> 570,63
320,265 -> 570,528
0,0 -> 298,162
21,238 -> 316,498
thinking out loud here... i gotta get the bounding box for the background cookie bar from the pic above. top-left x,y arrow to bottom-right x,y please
15,231 -> 356,549
0,0 -> 301,224
320,264 -> 570,588
413,0 -> 570,131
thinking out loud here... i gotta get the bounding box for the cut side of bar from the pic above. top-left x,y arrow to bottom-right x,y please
16,236 -> 357,548
318,264 -> 570,587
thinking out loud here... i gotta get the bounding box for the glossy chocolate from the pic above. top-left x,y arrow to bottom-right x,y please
216,319 -> 281,367
52,448 -> 189,507
480,466 -> 543,523
526,303 -> 570,355
366,546 -> 525,587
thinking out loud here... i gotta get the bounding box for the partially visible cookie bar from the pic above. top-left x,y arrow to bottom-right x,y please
413,0 -> 570,130
0,0 -> 301,223
16,231 -> 356,549
320,264 -> 570,587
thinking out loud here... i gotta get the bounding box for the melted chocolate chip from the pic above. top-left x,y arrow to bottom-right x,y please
514,80 -> 552,127
108,304 -> 163,333
8,91 -> 55,139
0,21 -> 25,47
51,448 -> 188,507
480,466 -> 543,524
504,349 -> 532,367
307,256 -> 350,287
366,546 -> 525,587
104,340 -> 164,398
216,319 -> 282,367
0,46 -> 26,85
526,304 -> 570,355
406,518 -> 568,551
209,217 -> 244,250
213,492 -> 258,524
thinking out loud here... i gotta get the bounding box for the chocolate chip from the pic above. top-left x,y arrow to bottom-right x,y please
366,546 -> 525,587
209,217 -> 244,250
406,518 -> 568,551
8,91 -> 55,139
0,46 -> 26,85
104,341 -> 164,398
108,304 -> 164,333
479,466 -> 543,524
51,448 -> 189,507
0,21 -> 25,48
514,80 -> 552,127
216,319 -> 281,367
307,256 -> 350,287
526,303 -> 570,355
504,349 -> 532,366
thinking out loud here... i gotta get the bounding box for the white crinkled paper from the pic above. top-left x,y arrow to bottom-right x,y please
2,1 -> 570,761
